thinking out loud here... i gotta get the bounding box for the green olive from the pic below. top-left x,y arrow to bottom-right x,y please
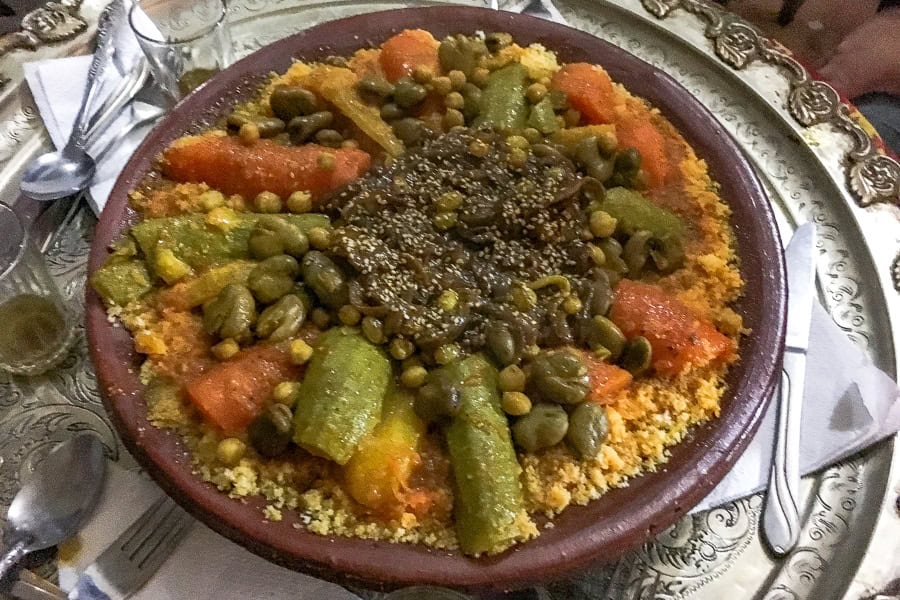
648,233 -> 686,274
529,349 -> 590,405
255,117 -> 286,138
255,294 -> 307,341
393,79 -> 428,108
380,103 -> 405,122
615,147 -> 642,173
566,402 -> 609,459
270,85 -> 320,121
620,336 -> 652,376
248,403 -> 293,458
622,229 -> 654,277
247,255 -> 300,304
356,75 -> 395,99
300,250 -> 349,308
438,34 -> 487,76
414,372 -> 461,423
485,321 -> 517,366
512,403 -> 569,452
484,32 -> 513,54
574,136 -> 615,183
203,283 -> 257,340
287,111 -> 333,144
392,118 -> 428,147
459,82 -> 482,121
248,215 -> 309,260
314,128 -> 344,148
586,315 -> 626,360
597,238 -> 628,274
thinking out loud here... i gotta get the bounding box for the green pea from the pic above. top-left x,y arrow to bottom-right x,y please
248,255 -> 300,304
566,403 -> 609,459
393,79 -> 428,108
203,283 -> 257,340
460,82 -> 482,121
287,111 -> 333,144
255,294 -> 307,341
270,85 -> 320,121
512,403 -> 569,452
620,336 -> 652,376
248,215 -> 309,260
248,403 -> 293,458
300,251 -> 348,308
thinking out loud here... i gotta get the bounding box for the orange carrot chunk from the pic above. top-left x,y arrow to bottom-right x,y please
161,135 -> 371,202
550,63 -> 616,125
379,29 -> 441,83
582,352 -> 633,404
609,280 -> 736,377
615,116 -> 671,189
186,345 -> 301,433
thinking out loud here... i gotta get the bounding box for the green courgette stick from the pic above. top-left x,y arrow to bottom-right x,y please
292,328 -> 391,465
90,259 -> 153,306
602,187 -> 684,240
442,353 -> 527,555
527,97 -> 560,135
130,213 -> 330,275
473,63 -> 529,132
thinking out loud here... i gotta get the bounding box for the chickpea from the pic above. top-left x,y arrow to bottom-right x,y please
254,191 -> 282,214
444,91 -> 465,110
443,108 -> 465,129
525,82 -> 548,104
239,122 -> 260,145
307,227 -> 333,250
436,289 -> 459,311
501,391 -> 532,416
498,365 -> 526,392
286,191 -> 312,214
412,64 -> 434,84
289,339 -> 314,365
216,437 -> 247,466
471,67 -> 490,87
447,69 -> 467,90
590,210 -> 618,238
400,365 -> 428,388
389,337 -> 415,361
468,139 -> 489,157
317,152 -> 336,171
338,304 -> 362,326
431,76 -> 453,96
272,381 -> 300,406
212,338 -> 240,361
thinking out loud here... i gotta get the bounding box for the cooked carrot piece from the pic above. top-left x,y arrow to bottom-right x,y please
185,344 -> 301,433
550,63 -> 616,125
615,116 -> 671,189
161,134 -> 371,202
379,29 -> 441,83
582,353 -> 633,404
609,280 -> 736,377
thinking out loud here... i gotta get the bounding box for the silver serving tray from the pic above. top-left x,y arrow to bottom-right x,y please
0,0 -> 897,598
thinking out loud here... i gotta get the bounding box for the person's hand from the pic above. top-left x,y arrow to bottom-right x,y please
818,10 -> 900,98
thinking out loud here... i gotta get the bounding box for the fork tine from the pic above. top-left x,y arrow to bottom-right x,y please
113,496 -> 168,554
136,512 -> 192,574
128,502 -> 182,564
118,496 -> 171,556
601,554 -> 635,600
643,572 -> 662,600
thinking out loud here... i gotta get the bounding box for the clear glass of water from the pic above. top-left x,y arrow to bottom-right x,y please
129,0 -> 232,100
0,203 -> 75,375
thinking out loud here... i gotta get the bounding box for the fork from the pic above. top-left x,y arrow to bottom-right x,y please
601,554 -> 662,600
69,496 -> 193,599
491,0 -> 567,24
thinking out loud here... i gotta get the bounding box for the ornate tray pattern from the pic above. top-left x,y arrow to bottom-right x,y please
0,0 -> 897,598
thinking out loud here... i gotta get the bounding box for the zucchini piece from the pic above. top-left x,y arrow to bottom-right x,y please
292,328 -> 391,464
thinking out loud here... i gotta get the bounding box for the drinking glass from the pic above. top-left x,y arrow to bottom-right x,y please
129,0 -> 232,100
0,203 -> 75,375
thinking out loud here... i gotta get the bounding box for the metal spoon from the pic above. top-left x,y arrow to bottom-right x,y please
19,0 -> 128,203
0,435 -> 107,582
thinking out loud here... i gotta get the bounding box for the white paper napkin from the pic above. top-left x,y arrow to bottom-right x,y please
24,49 -> 153,215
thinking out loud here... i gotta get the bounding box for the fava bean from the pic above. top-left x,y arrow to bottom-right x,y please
270,85 -> 320,121
255,294 -> 307,341
529,349 -> 590,405
566,402 -> 609,459
248,255 -> 300,304
300,251 -> 348,308
287,111 -> 333,144
512,403 -> 568,452
203,283 -> 256,340
620,336 -> 652,375
249,403 -> 294,458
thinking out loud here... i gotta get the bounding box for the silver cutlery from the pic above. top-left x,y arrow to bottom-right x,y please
762,222 -> 817,555
67,496 -> 192,599
19,0 -> 130,203
9,570 -> 66,600
0,436 -> 106,582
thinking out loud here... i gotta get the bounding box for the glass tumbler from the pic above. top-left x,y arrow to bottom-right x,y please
129,0 -> 232,100
0,203 -> 75,375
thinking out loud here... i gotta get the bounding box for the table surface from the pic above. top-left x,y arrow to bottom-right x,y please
0,0 -> 898,598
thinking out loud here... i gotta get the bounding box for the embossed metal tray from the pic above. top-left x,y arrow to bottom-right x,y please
0,0 -> 897,598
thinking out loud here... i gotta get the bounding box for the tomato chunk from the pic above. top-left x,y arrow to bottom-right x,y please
609,280 -> 736,376
582,352 -> 633,404
615,116 -> 671,189
161,134 -> 371,202
379,29 -> 441,83
550,63 -> 616,125
185,344 -> 301,433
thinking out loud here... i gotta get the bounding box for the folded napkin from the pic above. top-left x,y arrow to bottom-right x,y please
24,37 -> 150,215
